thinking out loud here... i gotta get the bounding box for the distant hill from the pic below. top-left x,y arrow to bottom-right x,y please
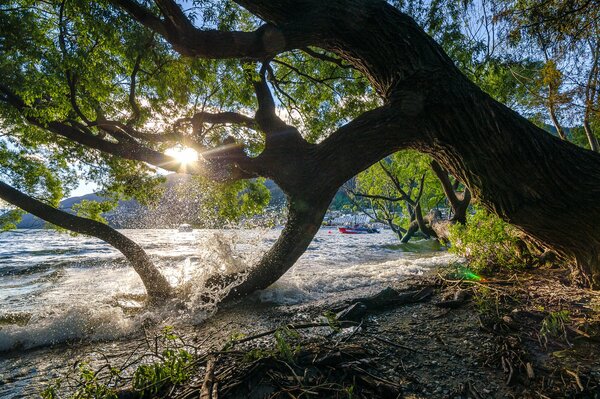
17,175 -> 287,229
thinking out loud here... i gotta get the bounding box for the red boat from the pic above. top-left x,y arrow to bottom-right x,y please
338,225 -> 380,234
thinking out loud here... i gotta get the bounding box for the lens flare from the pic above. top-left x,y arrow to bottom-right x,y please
165,147 -> 198,165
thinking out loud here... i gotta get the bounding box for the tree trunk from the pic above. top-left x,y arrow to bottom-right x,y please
400,220 -> 419,243
51,0 -> 600,288
222,191 -> 334,300
288,0 -> 600,286
233,0 -> 600,286
0,181 -> 172,299
430,160 -> 471,224
548,104 -> 567,141
583,119 -> 599,152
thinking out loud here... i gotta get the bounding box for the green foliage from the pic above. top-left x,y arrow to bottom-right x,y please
345,384 -> 356,399
540,310 -> 570,342
40,326 -> 195,399
448,207 -> 526,273
0,208 -> 23,231
1,0 -> 596,236
322,310 -> 342,332
40,362 -> 118,399
494,0 -> 600,142
72,200 -> 117,224
40,379 -> 62,399
241,327 -> 302,363
131,326 -> 194,398
223,330 -> 247,351
195,177 -> 271,224
353,149 -> 444,232
273,327 -> 301,363
132,348 -> 193,397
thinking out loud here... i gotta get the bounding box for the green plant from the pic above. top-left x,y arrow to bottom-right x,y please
132,327 -> 194,397
322,310 -> 341,332
132,348 -> 193,397
222,331 -> 247,351
449,207 -> 527,274
540,310 -> 570,343
345,384 -> 356,398
41,363 -> 118,399
472,286 -> 499,318
40,327 -> 195,399
40,379 -> 61,399
243,347 -> 272,362
241,327 -> 302,363
273,327 -> 301,363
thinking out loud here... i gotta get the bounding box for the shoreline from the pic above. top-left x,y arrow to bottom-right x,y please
20,266 -> 600,398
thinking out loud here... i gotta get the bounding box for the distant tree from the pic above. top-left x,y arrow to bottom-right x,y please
349,151 -> 471,243
349,150 -> 440,242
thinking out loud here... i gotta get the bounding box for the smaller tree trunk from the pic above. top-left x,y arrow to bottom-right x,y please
400,219 -> 419,243
0,181 -> 172,300
548,105 -> 568,141
583,119 -> 599,152
430,160 -> 471,224
413,203 -> 435,239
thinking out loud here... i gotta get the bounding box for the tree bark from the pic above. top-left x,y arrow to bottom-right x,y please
548,103 -> 567,141
222,191 -> 334,300
583,119 -> 599,152
0,181 -> 172,299
400,220 -> 419,243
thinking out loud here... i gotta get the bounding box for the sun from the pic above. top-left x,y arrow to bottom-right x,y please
165,147 -> 198,165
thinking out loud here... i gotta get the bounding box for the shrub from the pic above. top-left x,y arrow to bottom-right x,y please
448,207 -> 527,274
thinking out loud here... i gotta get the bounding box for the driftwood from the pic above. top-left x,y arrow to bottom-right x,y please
333,286 -> 435,322
200,358 -> 217,399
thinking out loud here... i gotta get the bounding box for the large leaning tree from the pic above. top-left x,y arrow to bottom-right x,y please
1,0 -> 599,298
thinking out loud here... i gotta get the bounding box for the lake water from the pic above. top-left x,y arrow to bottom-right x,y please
0,228 -> 455,396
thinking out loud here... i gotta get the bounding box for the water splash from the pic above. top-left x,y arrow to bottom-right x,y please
0,230 -> 270,352
0,229 -> 450,353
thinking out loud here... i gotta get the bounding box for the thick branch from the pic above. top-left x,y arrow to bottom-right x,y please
302,47 -> 353,69
0,180 -> 171,299
316,104 -> 421,190
110,0 -> 296,59
127,53 -> 143,126
352,191 -> 403,203
252,64 -> 288,134
430,160 -> 471,224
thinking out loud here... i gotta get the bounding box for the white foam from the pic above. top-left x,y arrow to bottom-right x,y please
258,253 -> 456,305
0,305 -> 136,352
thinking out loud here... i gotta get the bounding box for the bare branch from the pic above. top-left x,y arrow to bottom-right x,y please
413,173 -> 427,205
108,0 -> 167,36
127,53 -> 143,126
178,111 -> 257,141
378,161 -> 413,204
302,47 -> 353,69
352,191 -> 404,203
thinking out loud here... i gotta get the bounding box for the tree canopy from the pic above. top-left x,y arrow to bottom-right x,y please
1,0 -> 599,294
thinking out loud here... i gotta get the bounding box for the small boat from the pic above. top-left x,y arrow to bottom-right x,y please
338,225 -> 380,234
178,224 -> 193,232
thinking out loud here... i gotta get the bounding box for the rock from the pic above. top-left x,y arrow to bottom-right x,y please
335,302 -> 368,322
